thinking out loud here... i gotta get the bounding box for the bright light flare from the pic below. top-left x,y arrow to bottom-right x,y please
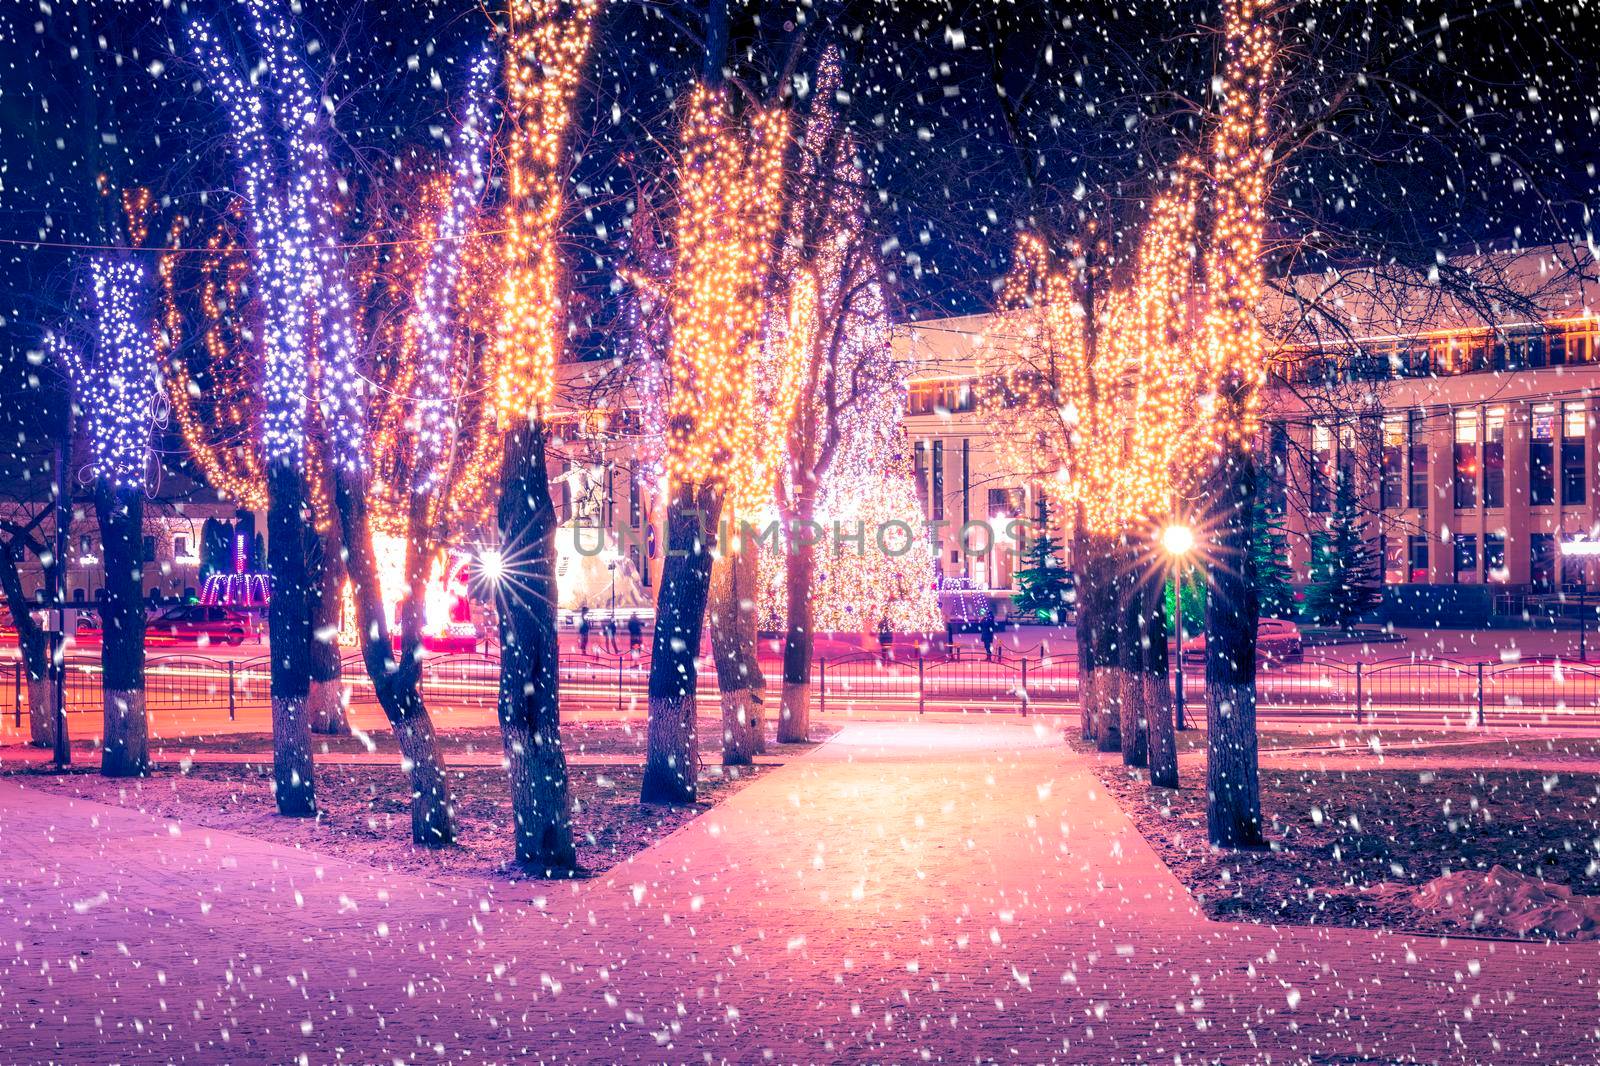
1162,524 -> 1196,557
478,548 -> 506,584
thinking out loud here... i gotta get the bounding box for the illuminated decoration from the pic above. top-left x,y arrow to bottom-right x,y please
53,258 -> 162,492
189,1 -> 322,468
974,163 -> 1205,537
361,534 -> 481,651
409,49 -> 496,495
750,49 -> 938,633
663,85 -> 790,496
157,212 -> 269,511
200,532 -> 272,609
552,530 -> 652,614
491,0 -> 603,428
361,50 -> 502,538
1198,0 -> 1278,446
620,197 -> 674,489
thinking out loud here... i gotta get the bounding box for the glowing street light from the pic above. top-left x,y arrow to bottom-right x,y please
1161,523 -> 1196,558
1161,523 -> 1196,729
477,548 -> 505,586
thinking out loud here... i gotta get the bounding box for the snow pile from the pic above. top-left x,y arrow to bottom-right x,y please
1368,865 -> 1600,939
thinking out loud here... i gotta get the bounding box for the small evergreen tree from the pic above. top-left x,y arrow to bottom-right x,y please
199,518 -> 232,582
1303,477 -> 1381,628
1163,565 -> 1206,637
1012,500 -> 1074,623
1252,475 -> 1297,620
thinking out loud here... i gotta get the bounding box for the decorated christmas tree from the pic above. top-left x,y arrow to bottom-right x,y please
1011,499 -> 1073,623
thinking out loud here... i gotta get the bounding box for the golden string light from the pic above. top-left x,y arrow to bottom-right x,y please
665,84 -> 790,496
1199,0 -> 1277,445
492,0 -> 601,428
158,214 -> 269,510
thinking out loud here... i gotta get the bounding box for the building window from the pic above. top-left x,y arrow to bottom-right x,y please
1531,533 -> 1557,591
1530,402 -> 1556,506
1453,534 -> 1478,583
1482,406 -> 1505,508
1484,532 -> 1507,581
1266,423 -> 1289,512
987,487 -> 1024,519
1407,535 -> 1429,583
1562,401 -> 1586,506
628,471 -> 641,529
1380,415 -> 1404,510
1407,410 -> 1428,510
1310,423 -> 1333,513
141,535 -> 155,562
1453,410 -> 1478,510
961,439 -> 970,526
931,439 -> 944,521
174,535 -> 189,559
913,441 -> 928,516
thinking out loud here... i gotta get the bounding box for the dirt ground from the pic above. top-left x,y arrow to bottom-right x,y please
1082,733 -> 1600,940
5,758 -> 770,883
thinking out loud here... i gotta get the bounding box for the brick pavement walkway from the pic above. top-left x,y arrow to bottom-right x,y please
0,720 -> 1594,1062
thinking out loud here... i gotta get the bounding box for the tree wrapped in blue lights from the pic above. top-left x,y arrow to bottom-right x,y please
50,218 -> 161,778
188,0 -> 368,818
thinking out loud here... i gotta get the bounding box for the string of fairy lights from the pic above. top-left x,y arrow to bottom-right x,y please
492,0 -> 602,429
189,2 -> 318,470
408,48 -> 497,497
750,47 -> 940,633
1200,0 -> 1276,445
976,0 -> 1277,538
664,85 -> 789,497
53,258 -> 162,492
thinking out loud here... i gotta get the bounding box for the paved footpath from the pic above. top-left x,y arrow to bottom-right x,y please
0,721 -> 1594,1063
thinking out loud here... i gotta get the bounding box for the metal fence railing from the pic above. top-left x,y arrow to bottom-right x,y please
8,649 -> 1600,734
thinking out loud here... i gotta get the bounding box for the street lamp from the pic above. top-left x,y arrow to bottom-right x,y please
1558,537 -> 1600,662
1161,523 -> 1196,729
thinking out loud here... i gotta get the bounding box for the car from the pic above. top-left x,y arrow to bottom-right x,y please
1181,617 -> 1303,664
134,604 -> 254,647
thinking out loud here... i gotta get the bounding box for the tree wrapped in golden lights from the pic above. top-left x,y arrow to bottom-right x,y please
977,165 -> 1204,781
976,225 -> 1132,756
486,0 -> 601,871
641,81 -> 789,805
1194,0 -> 1279,849
156,210 -> 351,741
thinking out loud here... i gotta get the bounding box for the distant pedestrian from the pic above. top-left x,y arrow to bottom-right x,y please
602,614 -> 619,654
627,614 -> 644,655
979,613 -> 996,662
577,607 -> 591,654
878,616 -> 894,664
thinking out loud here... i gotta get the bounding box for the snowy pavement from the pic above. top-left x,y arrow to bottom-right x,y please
0,721 -> 1594,1063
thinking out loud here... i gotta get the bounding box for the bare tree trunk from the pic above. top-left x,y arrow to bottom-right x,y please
777,494 -> 816,742
494,423 -> 575,871
1,532 -> 55,749
1118,546 -> 1149,769
1144,575 -> 1178,789
267,461 -> 316,815
1073,523 -> 1095,742
306,527 -> 350,736
96,479 -> 147,777
1082,545 -> 1122,753
26,675 -> 58,749
1205,449 -> 1263,847
642,481 -> 720,805
331,465 -> 454,847
710,538 -> 764,765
